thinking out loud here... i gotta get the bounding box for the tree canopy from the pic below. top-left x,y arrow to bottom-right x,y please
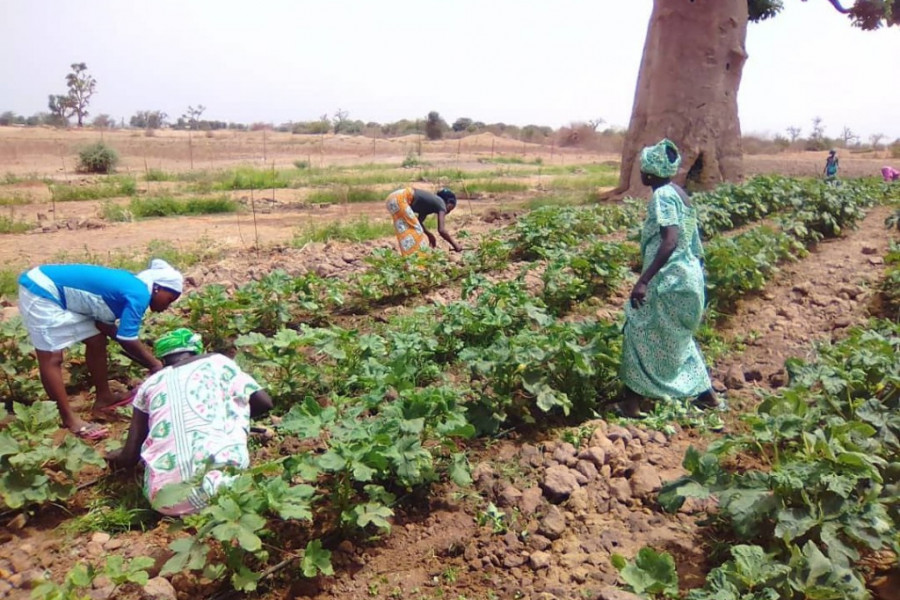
748,0 -> 898,28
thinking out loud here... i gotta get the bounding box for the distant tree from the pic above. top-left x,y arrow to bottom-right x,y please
332,109 -> 350,134
47,63 -> 96,127
130,110 -> 168,129
786,126 -> 802,143
452,117 -> 473,132
47,94 -> 70,126
840,126 -> 859,147
425,111 -> 447,140
805,116 -> 829,151
0,111 -> 19,126
587,118 -> 606,132
91,114 -> 115,128
182,105 -> 206,130
869,132 -> 885,149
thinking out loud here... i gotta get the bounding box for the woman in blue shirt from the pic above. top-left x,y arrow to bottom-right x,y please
17,258 -> 183,439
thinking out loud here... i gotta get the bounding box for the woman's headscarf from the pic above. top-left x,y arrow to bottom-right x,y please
137,258 -> 184,295
154,328 -> 203,359
436,188 -> 457,208
640,139 -> 681,179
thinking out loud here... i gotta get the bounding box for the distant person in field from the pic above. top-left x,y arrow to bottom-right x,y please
823,149 -> 839,181
385,187 -> 462,256
106,328 -> 273,516
17,259 -> 183,440
882,166 -> 900,182
618,139 -> 718,418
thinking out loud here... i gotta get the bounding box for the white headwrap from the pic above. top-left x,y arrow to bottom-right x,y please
137,258 -> 184,295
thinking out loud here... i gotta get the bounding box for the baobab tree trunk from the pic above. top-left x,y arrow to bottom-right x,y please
608,0 -> 749,199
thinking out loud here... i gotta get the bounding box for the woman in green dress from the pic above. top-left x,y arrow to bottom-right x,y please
619,139 -> 717,417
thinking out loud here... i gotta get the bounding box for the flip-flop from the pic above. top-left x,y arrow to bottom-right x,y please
73,423 -> 109,440
95,388 -> 138,412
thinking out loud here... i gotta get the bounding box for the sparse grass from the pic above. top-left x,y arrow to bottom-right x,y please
3,172 -> 44,185
0,214 -> 32,234
522,193 -> 591,210
144,168 -> 174,181
102,195 -> 237,222
546,172 -> 619,190
65,479 -> 157,535
213,166 -> 290,190
465,181 -> 529,195
299,166 -> 401,187
52,237 -> 218,271
293,217 -> 393,246
479,156 -> 543,166
0,268 -> 18,299
0,193 -> 34,206
49,176 -> 137,202
418,168 -> 483,181
306,187 -> 382,204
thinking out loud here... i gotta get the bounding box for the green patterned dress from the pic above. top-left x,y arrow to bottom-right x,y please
621,184 -> 712,399
133,354 -> 262,515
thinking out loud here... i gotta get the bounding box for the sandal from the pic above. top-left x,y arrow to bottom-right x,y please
94,389 -> 138,413
73,422 -> 109,440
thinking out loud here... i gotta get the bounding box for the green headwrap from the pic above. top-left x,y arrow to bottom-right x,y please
154,328 -> 203,359
640,138 -> 681,179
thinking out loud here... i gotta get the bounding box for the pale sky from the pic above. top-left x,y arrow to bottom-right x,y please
1,1 -> 898,140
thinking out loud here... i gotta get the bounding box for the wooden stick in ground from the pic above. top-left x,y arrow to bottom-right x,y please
250,187 -> 260,256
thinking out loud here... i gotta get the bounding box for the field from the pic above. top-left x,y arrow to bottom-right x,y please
0,127 -> 898,600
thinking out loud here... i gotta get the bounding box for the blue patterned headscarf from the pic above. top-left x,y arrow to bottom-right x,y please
640,139 -> 681,179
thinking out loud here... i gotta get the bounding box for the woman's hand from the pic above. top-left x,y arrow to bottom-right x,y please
630,281 -> 648,309
426,232 -> 437,247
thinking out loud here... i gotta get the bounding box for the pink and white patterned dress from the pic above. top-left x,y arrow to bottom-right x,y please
133,354 -> 262,515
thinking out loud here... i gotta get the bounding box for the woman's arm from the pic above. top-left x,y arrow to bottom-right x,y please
118,339 -> 163,373
249,390 -> 273,419
629,225 -> 679,308
436,212 -> 462,252
106,408 -> 150,469
418,215 -> 438,247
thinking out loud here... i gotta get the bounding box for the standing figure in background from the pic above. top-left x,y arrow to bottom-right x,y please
823,149 -> 839,181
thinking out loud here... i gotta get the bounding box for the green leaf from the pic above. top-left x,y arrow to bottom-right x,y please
161,537 -> 210,575
449,452 -> 472,487
353,503 -> 394,531
615,547 -> 679,598
301,539 -> 334,578
231,565 -> 261,592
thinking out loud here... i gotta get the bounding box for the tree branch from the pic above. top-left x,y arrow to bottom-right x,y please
822,0 -> 852,14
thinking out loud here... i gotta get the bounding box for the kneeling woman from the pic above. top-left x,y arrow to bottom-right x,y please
106,328 -> 273,515
619,139 -> 717,417
386,187 -> 462,255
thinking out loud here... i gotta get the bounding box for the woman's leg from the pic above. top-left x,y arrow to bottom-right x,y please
36,349 -> 83,431
84,333 -> 114,409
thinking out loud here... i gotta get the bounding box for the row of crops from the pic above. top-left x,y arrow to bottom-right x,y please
1,175 -> 898,596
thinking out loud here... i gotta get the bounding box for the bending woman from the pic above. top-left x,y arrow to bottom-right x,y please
386,187 -> 462,256
17,259 -> 183,439
619,139 -> 717,417
106,328 -> 273,515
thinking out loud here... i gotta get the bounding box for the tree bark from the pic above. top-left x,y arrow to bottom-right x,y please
608,0 -> 749,199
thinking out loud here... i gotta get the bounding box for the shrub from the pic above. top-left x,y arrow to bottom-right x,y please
76,142 -> 119,174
